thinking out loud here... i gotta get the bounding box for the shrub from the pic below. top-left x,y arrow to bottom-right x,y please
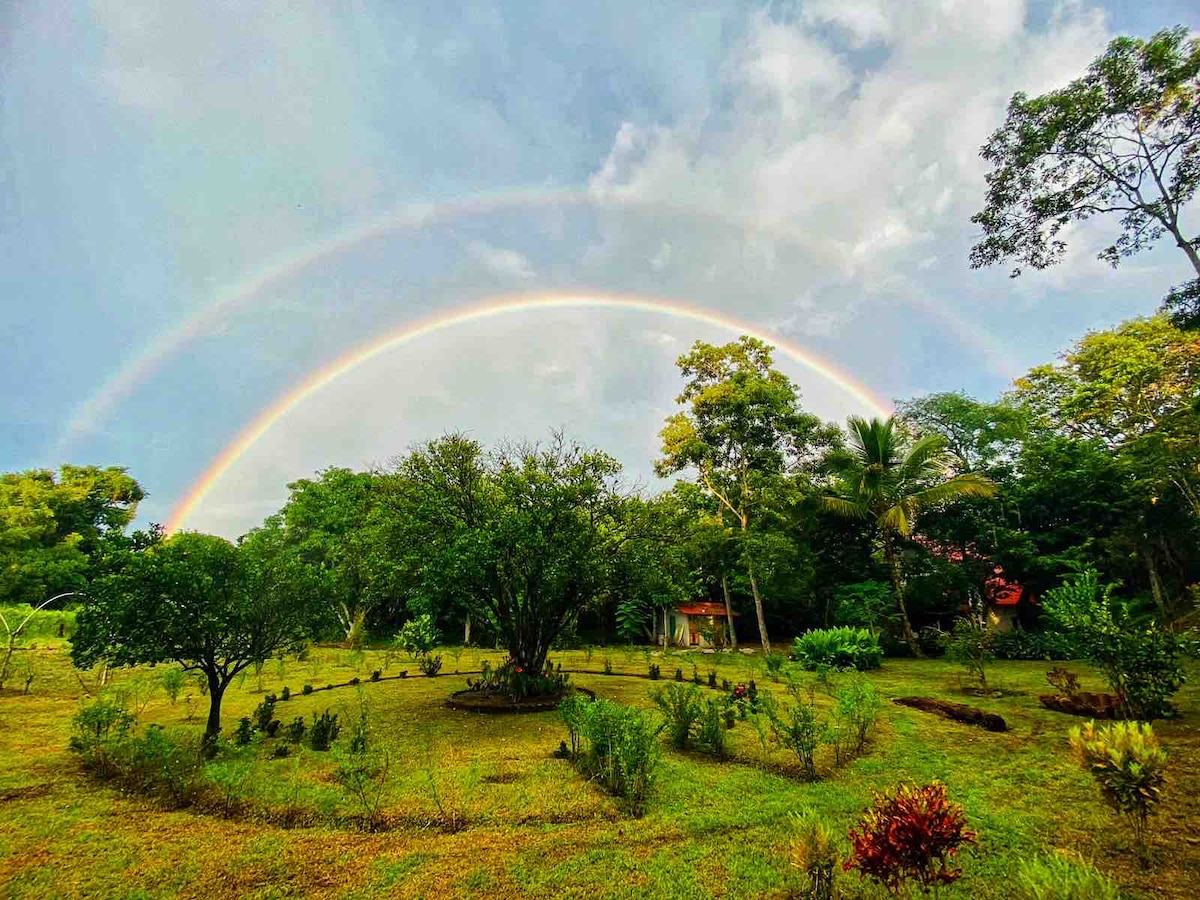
943,616 -> 995,690
336,693 -> 389,830
395,614 -> 439,660
564,696 -> 661,816
792,627 -> 882,672
370,670 -> 381,682
419,654 -> 443,677
310,710 -> 341,751
764,653 -> 786,681
234,717 -> 254,745
280,685 -> 291,701
301,684 -> 313,695
252,697 -> 276,732
603,657 -> 614,675
160,667 -> 186,704
651,683 -> 704,749
468,657 -> 568,699
1043,570 -> 1186,719
648,663 -> 660,680
769,695 -> 826,780
830,675 -> 883,763
273,744 -> 290,759
1015,852 -> 1122,900
122,725 -> 203,807
707,670 -> 717,688
993,629 -> 1080,661
791,813 -> 840,900
265,719 -> 280,738
1046,667 -> 1080,697
1069,720 -> 1167,861
349,677 -> 361,686
695,697 -> 729,758
846,781 -> 977,895
285,717 -> 306,744
69,695 -> 137,774
674,668 -> 683,682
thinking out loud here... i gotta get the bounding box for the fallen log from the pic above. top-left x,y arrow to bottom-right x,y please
893,696 -> 1008,732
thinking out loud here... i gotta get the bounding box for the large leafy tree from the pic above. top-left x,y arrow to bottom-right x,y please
0,465 -> 144,604
895,393 -> 1028,473
821,417 -> 996,654
72,531 -> 319,743
969,27 -> 1200,325
389,433 -> 639,676
278,468 -> 394,644
656,337 -> 840,651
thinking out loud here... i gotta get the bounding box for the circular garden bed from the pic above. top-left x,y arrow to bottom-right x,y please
445,685 -> 595,713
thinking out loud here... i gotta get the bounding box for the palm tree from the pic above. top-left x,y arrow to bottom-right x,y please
821,416 -> 996,656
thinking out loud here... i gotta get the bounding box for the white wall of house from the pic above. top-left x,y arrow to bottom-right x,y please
660,608 -> 692,647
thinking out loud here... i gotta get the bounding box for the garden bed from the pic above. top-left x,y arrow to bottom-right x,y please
1039,692 -> 1124,719
445,685 -> 595,713
893,696 -> 1008,732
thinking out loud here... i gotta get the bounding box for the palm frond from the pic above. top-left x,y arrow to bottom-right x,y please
819,495 -> 871,520
897,433 -> 950,482
878,503 -> 912,535
906,473 -> 997,511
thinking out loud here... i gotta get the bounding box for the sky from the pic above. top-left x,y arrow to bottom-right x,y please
2,0 -> 1197,538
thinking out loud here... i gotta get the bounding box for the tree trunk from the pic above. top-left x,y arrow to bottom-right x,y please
204,672 -> 225,744
463,614 -> 472,645
884,535 -> 921,657
1166,221 -> 1200,277
1145,546 -> 1167,622
721,576 -> 737,649
747,563 -> 770,654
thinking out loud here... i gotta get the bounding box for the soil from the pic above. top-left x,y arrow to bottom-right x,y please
893,696 -> 1008,732
445,685 -> 596,713
1039,691 -> 1124,718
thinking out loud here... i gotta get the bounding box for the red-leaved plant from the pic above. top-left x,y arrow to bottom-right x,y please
845,781 -> 977,896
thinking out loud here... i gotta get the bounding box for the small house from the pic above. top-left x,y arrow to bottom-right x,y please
658,602 -> 738,648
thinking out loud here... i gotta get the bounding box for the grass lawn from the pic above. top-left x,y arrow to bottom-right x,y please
0,641 -> 1196,899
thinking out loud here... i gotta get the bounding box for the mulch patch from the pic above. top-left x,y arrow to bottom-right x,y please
893,696 -> 1008,732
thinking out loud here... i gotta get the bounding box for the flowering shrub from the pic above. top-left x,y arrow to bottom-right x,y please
1069,720 -> 1167,860
846,781 -> 977,895
467,657 -> 569,699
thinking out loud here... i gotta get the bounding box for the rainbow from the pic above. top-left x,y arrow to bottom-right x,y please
55,188 -> 1015,458
165,291 -> 893,534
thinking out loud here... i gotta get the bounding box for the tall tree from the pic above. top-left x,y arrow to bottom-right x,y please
71,531 -> 319,744
821,417 -> 996,654
895,393 -> 1028,473
390,433 -> 638,677
656,337 -> 839,652
969,27 -> 1200,325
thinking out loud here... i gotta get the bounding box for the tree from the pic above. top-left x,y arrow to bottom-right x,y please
656,337 -> 840,651
821,417 -> 996,654
969,27 -> 1200,324
389,433 -> 637,678
895,393 -> 1028,473
71,531 -> 319,744
278,468 -> 392,645
0,465 -> 144,604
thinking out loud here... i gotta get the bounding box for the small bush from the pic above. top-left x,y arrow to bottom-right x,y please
370,670 -> 381,682
764,653 -> 786,681
846,781 -> 977,895
707,670 -> 717,688
310,710 -> 341,751
769,696 -> 826,781
674,668 -> 683,682
648,663 -> 660,680
792,627 -> 882,672
830,675 -> 883,763
563,696 -> 661,816
695,697 -> 729,758
992,629 -> 1080,661
604,657 -> 614,675
123,725 -> 204,807
273,744 -> 291,759
1046,667 -> 1080,697
160,667 -> 186,704
1069,720 -> 1167,861
395,614 -> 439,660
1015,852 -> 1122,900
280,685 -> 291,701
301,684 -> 313,695
943,616 -> 995,690
349,677 -> 361,686
419,655 -> 443,677
285,716 -> 306,744
234,717 -> 254,745
265,719 -> 281,738
252,698 -> 276,732
69,695 -> 137,773
791,813 -> 840,900
651,683 -> 704,749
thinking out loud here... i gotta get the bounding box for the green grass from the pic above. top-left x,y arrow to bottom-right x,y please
0,642 -> 1197,898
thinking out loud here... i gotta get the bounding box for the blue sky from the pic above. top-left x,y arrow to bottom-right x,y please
3,0 -> 1197,537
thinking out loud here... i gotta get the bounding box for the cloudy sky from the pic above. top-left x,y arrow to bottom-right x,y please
3,0 -> 1197,537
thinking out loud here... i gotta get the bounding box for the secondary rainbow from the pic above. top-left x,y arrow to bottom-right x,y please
166,292 -> 893,534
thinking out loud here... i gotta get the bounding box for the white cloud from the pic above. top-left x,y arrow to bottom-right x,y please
467,240 -> 537,279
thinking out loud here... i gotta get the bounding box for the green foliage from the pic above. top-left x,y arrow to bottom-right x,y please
1069,720 -> 1168,857
309,710 -> 341,752
830,580 -> 895,628
302,684 -> 313,695
695,697 -> 729,759
284,717 -> 306,744
769,694 -> 826,781
234,717 -> 253,745
790,812 -> 840,900
159,666 -> 185,704
1014,853 -> 1123,900
943,616 -> 995,690
763,652 -> 786,680
252,697 -> 276,732
992,630 -> 1081,661
560,695 -> 662,817
418,654 -> 443,677
395,614 -> 439,661
68,694 -> 137,771
647,663 -> 660,680
650,682 -> 704,749
830,675 -> 883,764
791,627 -> 882,672
1044,571 -> 1186,718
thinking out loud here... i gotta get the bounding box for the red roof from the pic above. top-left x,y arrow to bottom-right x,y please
676,602 -> 738,617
